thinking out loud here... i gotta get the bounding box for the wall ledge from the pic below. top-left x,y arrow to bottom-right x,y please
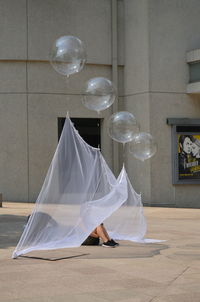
187,49 -> 200,63
187,82 -> 200,94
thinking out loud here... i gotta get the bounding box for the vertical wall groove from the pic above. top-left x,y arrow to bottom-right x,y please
26,0 -> 30,202
111,0 -> 119,175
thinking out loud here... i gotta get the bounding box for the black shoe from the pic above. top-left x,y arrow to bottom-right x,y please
102,240 -> 116,248
110,239 -> 119,246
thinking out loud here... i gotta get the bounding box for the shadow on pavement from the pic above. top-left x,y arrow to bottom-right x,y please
0,214 -> 26,249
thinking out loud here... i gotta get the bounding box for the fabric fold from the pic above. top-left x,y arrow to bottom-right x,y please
12,118 -> 155,259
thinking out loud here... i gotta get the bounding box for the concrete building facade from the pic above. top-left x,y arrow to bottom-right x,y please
0,0 -> 200,208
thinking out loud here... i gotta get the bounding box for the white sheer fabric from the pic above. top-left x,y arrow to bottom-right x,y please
12,118 -> 148,259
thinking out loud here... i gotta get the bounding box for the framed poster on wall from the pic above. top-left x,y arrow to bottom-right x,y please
178,134 -> 200,180
167,118 -> 200,184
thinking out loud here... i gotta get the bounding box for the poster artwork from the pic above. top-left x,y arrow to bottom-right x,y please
178,135 -> 200,179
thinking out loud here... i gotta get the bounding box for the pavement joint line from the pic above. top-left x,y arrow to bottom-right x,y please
148,295 -> 158,302
147,266 -> 191,302
167,265 -> 190,286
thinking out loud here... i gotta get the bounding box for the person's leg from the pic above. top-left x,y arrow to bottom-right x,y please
99,224 -> 119,247
99,224 -> 111,241
90,228 -> 99,238
96,225 -> 110,243
87,225 -> 119,247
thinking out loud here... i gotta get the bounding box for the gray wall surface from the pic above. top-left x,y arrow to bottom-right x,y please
123,0 -> 200,207
0,0 -> 200,207
0,0 -> 121,202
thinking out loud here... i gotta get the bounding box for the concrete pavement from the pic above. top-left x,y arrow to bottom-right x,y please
0,202 -> 200,302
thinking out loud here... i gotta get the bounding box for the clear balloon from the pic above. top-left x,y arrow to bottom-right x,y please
50,36 -> 86,77
108,111 -> 140,144
129,132 -> 157,161
82,77 -> 116,113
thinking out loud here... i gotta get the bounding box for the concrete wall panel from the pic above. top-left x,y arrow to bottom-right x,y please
28,0 -> 112,64
149,0 -> 200,92
0,94 -> 28,201
28,62 -> 112,95
175,185 -> 200,208
124,0 -> 149,95
0,62 -> 26,93
122,94 -> 150,132
0,0 -> 27,59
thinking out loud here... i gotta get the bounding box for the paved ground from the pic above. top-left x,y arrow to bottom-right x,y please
0,202 -> 200,302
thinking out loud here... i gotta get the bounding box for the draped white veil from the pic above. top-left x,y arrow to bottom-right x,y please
12,117 -> 150,258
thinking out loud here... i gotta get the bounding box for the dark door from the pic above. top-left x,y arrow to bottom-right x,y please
58,117 -> 101,149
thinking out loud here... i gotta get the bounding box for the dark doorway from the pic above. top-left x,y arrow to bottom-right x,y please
58,117 -> 101,149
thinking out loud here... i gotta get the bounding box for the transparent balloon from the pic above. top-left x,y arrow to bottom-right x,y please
83,77 -> 116,113
129,132 -> 157,161
108,111 -> 140,144
50,36 -> 86,77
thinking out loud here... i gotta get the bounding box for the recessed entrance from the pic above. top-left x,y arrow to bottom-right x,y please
58,117 -> 101,149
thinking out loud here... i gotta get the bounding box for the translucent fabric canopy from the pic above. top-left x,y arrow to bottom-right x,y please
13,118 -> 152,259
